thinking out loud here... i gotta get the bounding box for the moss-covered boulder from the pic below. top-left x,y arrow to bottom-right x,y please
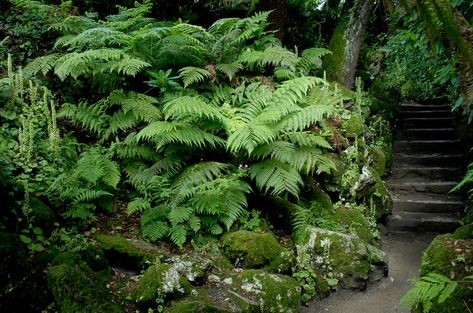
220,231 -> 286,270
295,227 -> 388,291
171,254 -> 213,285
329,205 -> 376,244
165,298 -> 231,313
452,224 -> 473,240
419,234 -> 473,312
134,263 -> 187,303
229,269 -> 301,313
47,253 -> 120,313
97,234 -> 167,267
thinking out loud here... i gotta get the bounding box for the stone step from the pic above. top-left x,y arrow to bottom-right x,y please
393,153 -> 464,167
402,110 -> 451,118
393,140 -> 462,154
401,104 -> 451,111
387,181 -> 458,194
384,212 -> 460,232
403,118 -> 453,129
393,196 -> 464,213
391,190 -> 464,202
391,166 -> 462,180
402,128 -> 456,140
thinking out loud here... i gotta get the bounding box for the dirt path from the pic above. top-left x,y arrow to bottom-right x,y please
300,230 -> 436,313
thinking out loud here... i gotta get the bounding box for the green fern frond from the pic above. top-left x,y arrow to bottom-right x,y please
54,48 -> 150,80
127,198 -> 151,214
249,159 -> 303,197
51,15 -> 101,34
63,204 -> 96,220
280,105 -> 333,131
284,132 -> 333,149
271,77 -> 325,113
163,96 -> 222,121
178,66 -> 213,87
169,224 -> 188,247
298,47 -> 332,74
216,61 -> 243,81
55,27 -> 132,50
169,206 -> 193,225
227,122 -> 277,155
172,161 -> 231,192
58,102 -> 106,135
137,121 -> 226,151
23,54 -> 61,77
73,189 -> 112,203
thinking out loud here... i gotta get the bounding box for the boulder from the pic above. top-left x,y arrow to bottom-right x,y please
96,234 -> 167,267
220,231 -> 288,270
47,253 -> 120,313
134,263 -> 189,303
171,254 -> 213,285
419,234 -> 473,313
228,269 -> 301,313
295,227 -> 388,292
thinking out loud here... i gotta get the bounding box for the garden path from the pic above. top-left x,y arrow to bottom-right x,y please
301,102 -> 465,313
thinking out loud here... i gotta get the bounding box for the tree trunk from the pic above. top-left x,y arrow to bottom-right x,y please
324,0 -> 375,89
256,0 -> 289,41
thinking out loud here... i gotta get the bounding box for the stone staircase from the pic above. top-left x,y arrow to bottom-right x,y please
385,103 -> 465,232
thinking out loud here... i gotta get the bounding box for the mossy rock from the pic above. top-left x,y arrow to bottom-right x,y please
230,269 -> 301,313
295,227 -> 387,291
165,298 -> 231,313
329,205 -> 375,244
420,234 -> 473,312
220,231 -> 285,270
47,255 -> 120,313
369,146 -> 386,177
97,234 -> 167,267
171,254 -> 213,284
452,224 -> 473,240
134,263 -> 186,303
342,113 -> 365,139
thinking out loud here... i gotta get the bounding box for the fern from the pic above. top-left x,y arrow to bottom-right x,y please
249,159 -> 303,197
179,66 -> 213,87
54,48 -> 150,80
163,96 -> 223,121
401,272 -> 459,312
137,121 -> 226,151
23,54 -> 61,77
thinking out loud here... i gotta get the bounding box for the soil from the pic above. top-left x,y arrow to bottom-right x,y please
299,229 -> 436,313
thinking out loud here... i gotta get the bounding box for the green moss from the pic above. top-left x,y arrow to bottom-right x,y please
47,259 -> 120,313
165,298 -> 230,313
134,263 -> 184,303
96,234 -> 166,266
295,227 -> 387,291
324,19 -> 347,84
330,206 -> 375,244
342,114 -> 364,139
220,231 -> 284,269
237,269 -> 301,313
420,234 -> 473,313
452,224 -> 473,240
369,146 -> 386,177
52,251 -> 82,266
